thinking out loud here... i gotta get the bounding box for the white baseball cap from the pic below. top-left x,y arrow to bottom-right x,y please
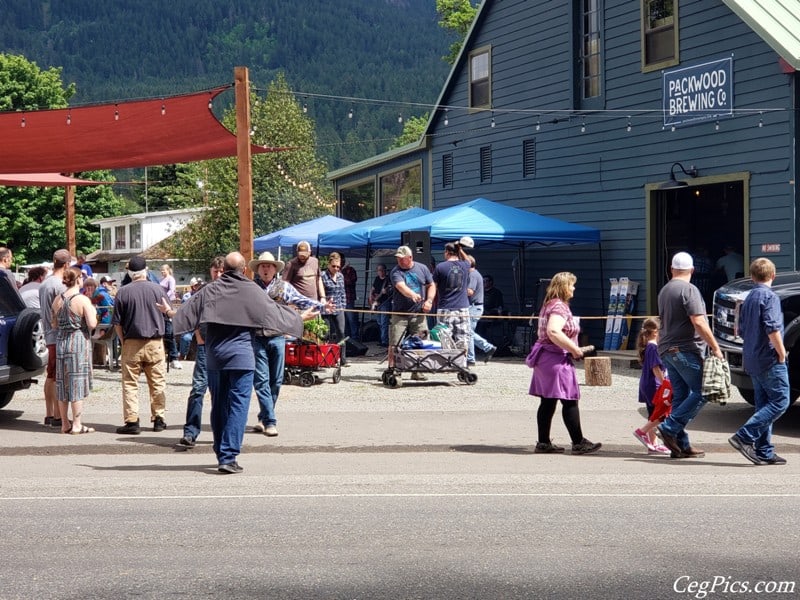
671,252 -> 694,270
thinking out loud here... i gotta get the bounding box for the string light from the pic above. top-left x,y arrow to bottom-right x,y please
114,104 -> 119,121
758,111 -> 763,127
20,116 -> 25,128
161,102 -> 166,116
671,125 -> 676,132
490,115 -> 496,128
626,116 -> 632,132
208,98 -> 213,110
535,119 -> 540,131
348,106 -> 354,119
66,112 -> 71,125
303,102 -> 308,114
398,114 -> 403,123
715,120 -> 720,131
443,109 -> 449,126
580,119 -> 586,133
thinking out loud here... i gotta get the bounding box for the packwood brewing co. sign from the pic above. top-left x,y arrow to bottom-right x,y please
663,57 -> 733,128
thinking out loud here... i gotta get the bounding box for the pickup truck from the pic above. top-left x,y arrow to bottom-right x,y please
0,270 -> 47,408
712,272 -> 800,406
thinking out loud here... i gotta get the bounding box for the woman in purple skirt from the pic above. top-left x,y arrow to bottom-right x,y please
526,272 -> 601,455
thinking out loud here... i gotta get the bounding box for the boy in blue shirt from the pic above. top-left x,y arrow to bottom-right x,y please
728,257 -> 789,465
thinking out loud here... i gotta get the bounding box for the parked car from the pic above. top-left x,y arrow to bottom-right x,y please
712,272 -> 800,406
0,269 -> 47,408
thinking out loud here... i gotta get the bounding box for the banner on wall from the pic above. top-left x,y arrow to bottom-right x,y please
663,56 -> 733,128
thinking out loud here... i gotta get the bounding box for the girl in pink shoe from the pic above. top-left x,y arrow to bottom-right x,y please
634,317 -> 671,454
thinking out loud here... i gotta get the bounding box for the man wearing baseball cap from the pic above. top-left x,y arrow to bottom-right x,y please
388,245 -> 436,376
656,251 -> 723,459
113,255 -> 169,435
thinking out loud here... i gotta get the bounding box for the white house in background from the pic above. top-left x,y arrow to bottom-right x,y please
87,207 -> 208,284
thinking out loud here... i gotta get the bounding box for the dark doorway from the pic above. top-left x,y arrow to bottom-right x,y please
651,180 -> 745,308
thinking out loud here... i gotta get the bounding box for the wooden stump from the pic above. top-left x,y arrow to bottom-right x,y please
584,356 -> 612,386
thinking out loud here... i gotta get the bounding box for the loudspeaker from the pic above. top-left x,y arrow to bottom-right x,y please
401,230 -> 432,268
345,338 -> 368,357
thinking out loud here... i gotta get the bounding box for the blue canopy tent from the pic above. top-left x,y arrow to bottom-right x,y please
317,207 -> 431,255
253,215 -> 353,258
368,198 -> 600,249
317,208 -> 432,326
367,198 -> 603,316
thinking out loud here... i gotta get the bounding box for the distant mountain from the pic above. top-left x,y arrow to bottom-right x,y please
0,0 -> 454,168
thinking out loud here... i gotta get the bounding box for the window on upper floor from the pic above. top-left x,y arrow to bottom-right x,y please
114,225 -> 126,250
101,228 -> 111,251
580,0 -> 602,101
642,0 -> 678,71
469,47 -> 491,109
130,223 -> 142,249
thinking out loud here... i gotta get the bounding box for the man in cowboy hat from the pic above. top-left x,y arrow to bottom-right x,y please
249,251 -> 331,436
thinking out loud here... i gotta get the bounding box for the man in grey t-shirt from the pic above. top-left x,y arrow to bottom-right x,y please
38,249 -> 71,427
656,251 -> 723,459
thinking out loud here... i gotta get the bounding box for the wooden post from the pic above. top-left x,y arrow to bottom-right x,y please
64,180 -> 76,255
584,356 -> 612,386
234,66 -> 253,265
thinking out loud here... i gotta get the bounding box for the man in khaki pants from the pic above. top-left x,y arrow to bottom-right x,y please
113,256 -> 168,434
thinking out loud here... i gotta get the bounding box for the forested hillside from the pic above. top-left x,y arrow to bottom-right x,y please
0,0 -> 454,169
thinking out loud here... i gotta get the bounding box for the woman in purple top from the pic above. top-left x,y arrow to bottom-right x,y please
525,272 -> 601,455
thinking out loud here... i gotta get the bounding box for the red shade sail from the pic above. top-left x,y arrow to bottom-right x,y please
0,173 -> 104,186
0,85 -> 278,174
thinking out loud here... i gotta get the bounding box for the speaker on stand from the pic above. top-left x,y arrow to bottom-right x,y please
401,230 -> 432,268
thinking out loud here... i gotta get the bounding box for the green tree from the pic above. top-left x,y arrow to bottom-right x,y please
436,0 -> 479,65
164,72 -> 334,265
392,113 -> 429,148
0,53 -> 124,264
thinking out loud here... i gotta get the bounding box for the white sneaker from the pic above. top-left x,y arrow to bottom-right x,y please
265,425 -> 278,437
170,360 -> 183,370
253,423 -> 266,433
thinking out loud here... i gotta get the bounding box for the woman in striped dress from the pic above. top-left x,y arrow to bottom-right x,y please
51,266 -> 97,434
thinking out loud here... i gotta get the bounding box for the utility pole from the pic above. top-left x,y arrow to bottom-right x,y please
234,66 -> 253,264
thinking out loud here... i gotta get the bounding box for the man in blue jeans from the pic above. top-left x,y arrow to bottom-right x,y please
249,251 -> 328,437
656,252 -> 723,459
729,258 -> 789,465
163,256 -> 224,449
172,252 -> 302,473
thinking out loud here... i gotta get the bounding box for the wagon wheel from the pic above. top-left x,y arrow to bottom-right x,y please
387,374 -> 402,388
283,369 -> 293,385
299,371 -> 315,387
465,372 -> 478,385
332,367 -> 342,384
381,369 -> 392,385
457,372 -> 467,383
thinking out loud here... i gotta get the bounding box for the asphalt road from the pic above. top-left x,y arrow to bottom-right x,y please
2,348 -> 799,599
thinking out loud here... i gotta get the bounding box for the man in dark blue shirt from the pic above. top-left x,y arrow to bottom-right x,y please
172,252 -> 302,473
729,257 -> 790,465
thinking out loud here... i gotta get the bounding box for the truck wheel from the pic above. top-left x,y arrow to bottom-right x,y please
737,387 -> 755,406
0,389 -> 13,410
10,308 -> 48,370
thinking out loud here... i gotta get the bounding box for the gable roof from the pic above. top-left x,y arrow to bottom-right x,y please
722,0 -> 800,69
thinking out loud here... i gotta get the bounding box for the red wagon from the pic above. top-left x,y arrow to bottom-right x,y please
284,341 -> 342,387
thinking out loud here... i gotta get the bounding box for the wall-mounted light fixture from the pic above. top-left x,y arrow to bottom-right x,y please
659,162 -> 698,190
